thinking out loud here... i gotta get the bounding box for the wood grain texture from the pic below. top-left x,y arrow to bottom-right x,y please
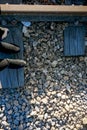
0,5 -> 87,15
64,25 -> 85,56
0,24 -> 24,88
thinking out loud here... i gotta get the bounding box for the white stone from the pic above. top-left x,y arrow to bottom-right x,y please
38,115 -> 44,120
69,104 -> 73,109
30,111 -> 37,116
0,113 -> 4,118
36,128 -> 41,130
52,121 -> 55,126
61,95 -> 66,99
30,99 -> 36,104
51,61 -> 58,67
44,113 -> 48,119
65,104 -> 70,111
76,124 -> 80,129
41,98 -> 48,104
57,93 -> 61,97
35,106 -> 39,112
62,108 -> 66,113
51,91 -> 56,95
83,117 -> 87,125
2,121 -> 9,126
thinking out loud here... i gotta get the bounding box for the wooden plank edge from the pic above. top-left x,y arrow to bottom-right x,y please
0,5 -> 87,15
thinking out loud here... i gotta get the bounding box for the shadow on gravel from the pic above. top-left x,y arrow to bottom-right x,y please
0,88 -> 32,130
80,125 -> 87,130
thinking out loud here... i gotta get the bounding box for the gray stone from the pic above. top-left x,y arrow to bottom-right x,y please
14,119 -> 19,125
66,84 -> 71,93
18,124 -> 24,130
6,103 -> 11,110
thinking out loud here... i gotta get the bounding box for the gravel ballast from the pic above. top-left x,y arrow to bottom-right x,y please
0,22 -> 87,130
